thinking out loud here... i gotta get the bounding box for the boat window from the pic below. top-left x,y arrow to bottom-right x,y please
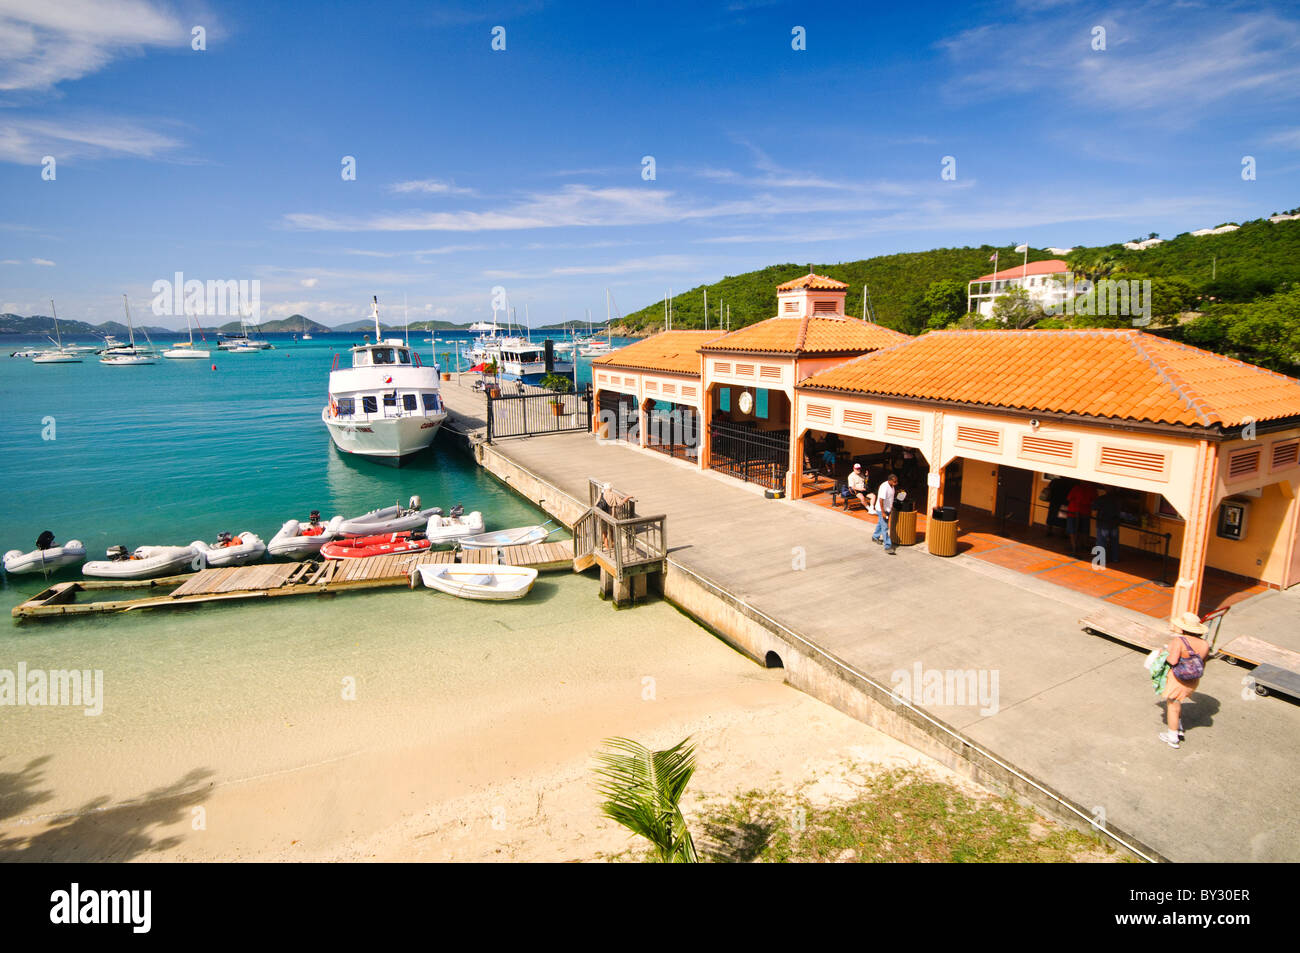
373,348 -> 396,364
403,394 -> 417,411
362,396 -> 378,413
336,397 -> 355,416
398,349 -> 410,364
383,393 -> 397,406
422,393 -> 440,411
353,350 -> 371,367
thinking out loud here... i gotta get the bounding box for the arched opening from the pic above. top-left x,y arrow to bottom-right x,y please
764,650 -> 784,669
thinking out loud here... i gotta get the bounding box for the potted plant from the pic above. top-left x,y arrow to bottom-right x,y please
484,359 -> 501,397
541,372 -> 572,415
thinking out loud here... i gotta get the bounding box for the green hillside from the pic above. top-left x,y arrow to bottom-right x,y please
618,214 -> 1300,373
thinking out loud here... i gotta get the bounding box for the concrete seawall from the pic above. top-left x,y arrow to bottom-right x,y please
436,414 -> 1164,861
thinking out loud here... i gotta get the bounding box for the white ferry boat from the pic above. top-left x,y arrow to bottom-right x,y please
496,340 -> 575,383
321,297 -> 448,462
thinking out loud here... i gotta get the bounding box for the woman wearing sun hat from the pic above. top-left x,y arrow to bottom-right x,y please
1159,612 -> 1211,748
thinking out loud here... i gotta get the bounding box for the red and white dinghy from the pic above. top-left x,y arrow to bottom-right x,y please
319,531 -> 432,560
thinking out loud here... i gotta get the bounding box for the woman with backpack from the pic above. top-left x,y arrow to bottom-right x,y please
1159,612 -> 1210,749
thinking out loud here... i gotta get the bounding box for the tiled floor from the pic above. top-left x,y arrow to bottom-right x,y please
798,477 -> 1269,618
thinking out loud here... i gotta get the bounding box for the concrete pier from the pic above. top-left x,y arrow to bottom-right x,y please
438,377 -> 1300,863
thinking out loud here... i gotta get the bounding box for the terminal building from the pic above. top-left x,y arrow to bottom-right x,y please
592,272 -> 1300,623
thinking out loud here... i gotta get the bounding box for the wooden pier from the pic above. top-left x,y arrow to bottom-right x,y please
12,540 -> 575,621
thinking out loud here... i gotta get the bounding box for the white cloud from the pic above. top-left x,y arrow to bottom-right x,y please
938,7 -> 1300,115
1267,128 -> 1300,149
1,256 -> 55,265
0,115 -> 182,163
388,178 -> 477,196
300,277 -> 318,288
0,0 -> 193,92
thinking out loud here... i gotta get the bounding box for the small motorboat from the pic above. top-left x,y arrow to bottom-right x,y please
268,512 -> 344,559
10,349 -> 43,358
3,531 -> 86,574
191,531 -> 266,568
83,544 -> 199,579
320,531 -> 433,560
425,504 -> 485,544
415,563 -> 537,601
338,496 -> 442,535
458,523 -> 553,550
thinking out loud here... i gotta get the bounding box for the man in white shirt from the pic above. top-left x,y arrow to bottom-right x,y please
846,462 -> 874,511
873,473 -> 898,554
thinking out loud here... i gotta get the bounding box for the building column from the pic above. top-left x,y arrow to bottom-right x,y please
790,429 -> 804,500
1171,440 -> 1219,622
591,387 -> 603,436
698,386 -> 712,470
638,396 -> 648,449
925,410 -> 946,518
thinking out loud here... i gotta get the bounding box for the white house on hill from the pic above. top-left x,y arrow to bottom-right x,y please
966,259 -> 1084,317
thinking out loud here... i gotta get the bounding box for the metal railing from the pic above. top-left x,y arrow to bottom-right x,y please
486,384 -> 593,442
708,419 -> 790,490
574,478 -> 666,577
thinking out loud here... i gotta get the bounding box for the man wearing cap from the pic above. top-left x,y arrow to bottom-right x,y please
1158,612 -> 1210,749
846,462 -> 874,512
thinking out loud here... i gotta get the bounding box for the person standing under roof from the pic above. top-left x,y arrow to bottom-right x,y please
873,473 -> 898,555
1066,481 -> 1097,556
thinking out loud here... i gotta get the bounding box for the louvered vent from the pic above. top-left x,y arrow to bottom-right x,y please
807,404 -> 832,422
886,415 -> 921,435
843,409 -> 873,429
1271,441 -> 1299,471
1099,446 -> 1167,476
1228,448 -> 1261,479
760,365 -> 781,380
1020,435 -> 1074,461
956,425 -> 1001,450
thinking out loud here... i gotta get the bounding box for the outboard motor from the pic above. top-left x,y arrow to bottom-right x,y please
408,495 -> 422,512
449,503 -> 464,519
107,545 -> 129,561
217,531 -> 233,545
410,530 -> 427,541
308,509 -> 321,524
36,530 -> 55,551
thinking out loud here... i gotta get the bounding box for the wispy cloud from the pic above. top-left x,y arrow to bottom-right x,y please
388,178 -> 477,196
482,254 -> 700,281
0,115 -> 183,163
938,6 -> 1300,115
0,0 -> 195,92
1267,127 -> 1300,149
1,256 -> 55,265
340,244 -> 489,258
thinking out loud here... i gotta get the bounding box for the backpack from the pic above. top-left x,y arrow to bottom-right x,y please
1170,635 -> 1205,681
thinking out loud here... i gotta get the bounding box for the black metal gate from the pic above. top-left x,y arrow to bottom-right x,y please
646,402 -> 700,461
596,390 -> 639,443
487,384 -> 592,442
708,419 -> 789,490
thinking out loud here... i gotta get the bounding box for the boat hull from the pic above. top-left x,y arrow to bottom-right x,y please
3,543 -> 86,574
322,407 -> 447,461
416,564 -> 537,601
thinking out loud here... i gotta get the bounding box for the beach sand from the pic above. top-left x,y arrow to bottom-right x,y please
0,579 -> 961,863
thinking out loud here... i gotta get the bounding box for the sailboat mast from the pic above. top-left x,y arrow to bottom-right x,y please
371,296 -> 381,340
50,298 -> 61,347
123,294 -> 135,348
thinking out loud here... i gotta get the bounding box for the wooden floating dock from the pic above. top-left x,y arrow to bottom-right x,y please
12,540 -> 576,621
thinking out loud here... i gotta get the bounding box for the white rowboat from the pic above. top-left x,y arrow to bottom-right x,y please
415,563 -> 538,601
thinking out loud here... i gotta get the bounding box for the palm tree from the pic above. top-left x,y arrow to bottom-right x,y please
594,736 -> 698,863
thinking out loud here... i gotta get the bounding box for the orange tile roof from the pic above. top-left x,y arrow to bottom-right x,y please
798,329 -> 1300,428
591,330 -> 720,376
700,314 -> 910,355
775,272 -> 850,291
970,259 -> 1071,283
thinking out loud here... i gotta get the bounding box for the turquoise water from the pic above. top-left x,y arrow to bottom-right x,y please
0,331 -> 622,611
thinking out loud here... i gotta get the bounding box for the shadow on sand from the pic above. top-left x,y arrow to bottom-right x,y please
0,755 -> 214,862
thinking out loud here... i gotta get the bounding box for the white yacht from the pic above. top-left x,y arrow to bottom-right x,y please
32,300 -> 83,363
100,296 -> 155,365
496,340 -> 574,383
321,297 -> 448,463
163,311 -> 211,359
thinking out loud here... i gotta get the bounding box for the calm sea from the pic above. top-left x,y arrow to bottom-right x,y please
0,330 -> 618,613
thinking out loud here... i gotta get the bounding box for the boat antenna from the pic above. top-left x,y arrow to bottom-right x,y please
372,296 -> 381,341
404,294 -> 410,347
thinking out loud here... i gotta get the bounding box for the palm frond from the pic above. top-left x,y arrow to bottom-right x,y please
593,736 -> 698,862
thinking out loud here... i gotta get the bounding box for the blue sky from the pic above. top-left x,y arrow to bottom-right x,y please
2,0 -> 1299,329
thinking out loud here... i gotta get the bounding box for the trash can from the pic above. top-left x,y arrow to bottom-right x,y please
928,505 -> 958,557
893,498 -> 917,546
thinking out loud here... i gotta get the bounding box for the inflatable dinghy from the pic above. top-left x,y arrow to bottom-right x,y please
320,532 -> 433,560
425,505 -> 486,544
191,531 -> 266,568
83,544 -> 199,579
268,512 -> 344,559
338,496 -> 442,536
3,531 -> 86,574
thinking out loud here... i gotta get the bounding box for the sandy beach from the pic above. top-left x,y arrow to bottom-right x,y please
1,580 -> 963,863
